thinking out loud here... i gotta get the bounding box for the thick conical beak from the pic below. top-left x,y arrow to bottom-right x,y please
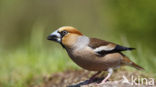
47,30 -> 61,43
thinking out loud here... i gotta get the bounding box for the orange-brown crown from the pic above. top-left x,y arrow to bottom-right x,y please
58,26 -> 83,35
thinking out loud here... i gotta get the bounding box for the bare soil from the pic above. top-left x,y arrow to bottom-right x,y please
34,69 -> 155,87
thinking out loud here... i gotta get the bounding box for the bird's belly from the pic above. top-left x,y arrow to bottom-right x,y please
67,49 -> 122,71
71,55 -> 109,71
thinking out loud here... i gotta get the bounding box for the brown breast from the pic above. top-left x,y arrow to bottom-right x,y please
66,47 -> 123,71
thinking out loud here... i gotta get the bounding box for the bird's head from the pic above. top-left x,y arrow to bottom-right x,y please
47,26 -> 83,48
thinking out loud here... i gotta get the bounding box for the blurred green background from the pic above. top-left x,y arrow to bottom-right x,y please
0,0 -> 156,87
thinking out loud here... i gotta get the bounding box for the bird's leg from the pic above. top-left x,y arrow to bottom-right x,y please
99,68 -> 113,84
88,71 -> 101,83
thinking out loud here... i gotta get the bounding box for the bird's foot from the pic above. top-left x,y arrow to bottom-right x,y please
87,71 -> 102,84
98,80 -> 107,85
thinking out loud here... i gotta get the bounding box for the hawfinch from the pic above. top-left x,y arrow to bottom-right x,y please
47,26 -> 144,84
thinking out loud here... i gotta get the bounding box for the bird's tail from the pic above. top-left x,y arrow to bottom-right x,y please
122,56 -> 144,70
130,61 -> 144,70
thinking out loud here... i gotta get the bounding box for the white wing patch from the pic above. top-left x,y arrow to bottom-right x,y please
93,45 -> 115,52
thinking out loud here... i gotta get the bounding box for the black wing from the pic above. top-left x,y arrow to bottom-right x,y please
88,38 -> 135,56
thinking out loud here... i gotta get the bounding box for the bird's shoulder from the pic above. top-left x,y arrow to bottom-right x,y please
88,38 -> 114,49
88,38 -> 115,49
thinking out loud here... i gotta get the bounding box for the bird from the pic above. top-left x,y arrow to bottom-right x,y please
47,26 -> 144,84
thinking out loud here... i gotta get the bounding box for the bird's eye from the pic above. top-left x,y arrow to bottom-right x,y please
60,30 -> 68,37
